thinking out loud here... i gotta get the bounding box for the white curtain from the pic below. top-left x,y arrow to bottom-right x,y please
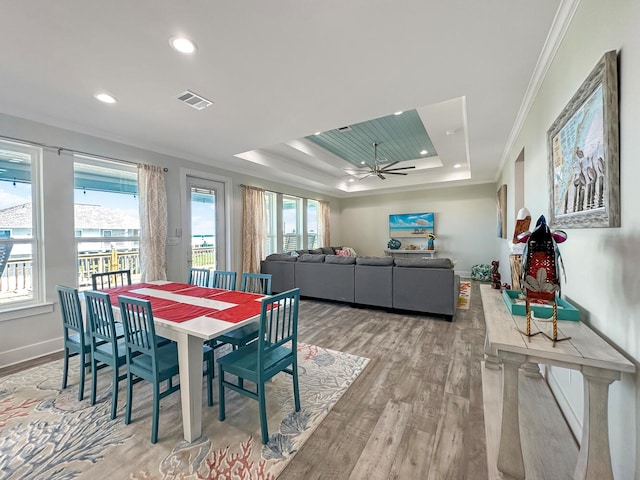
318,200 -> 330,247
138,164 -> 167,281
242,185 -> 266,273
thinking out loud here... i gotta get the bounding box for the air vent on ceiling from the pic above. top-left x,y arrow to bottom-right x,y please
337,126 -> 352,132
177,90 -> 213,110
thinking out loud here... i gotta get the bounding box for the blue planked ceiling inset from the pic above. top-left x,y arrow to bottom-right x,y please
305,109 -> 437,168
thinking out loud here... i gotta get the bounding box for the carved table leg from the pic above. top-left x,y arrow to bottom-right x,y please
484,331 -> 501,370
497,351 -> 527,480
574,366 -> 620,480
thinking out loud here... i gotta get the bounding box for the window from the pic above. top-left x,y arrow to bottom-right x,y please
73,156 -> 140,288
264,192 -> 322,256
0,140 -> 42,308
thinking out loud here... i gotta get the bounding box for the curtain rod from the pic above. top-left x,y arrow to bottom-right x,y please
240,184 -> 326,202
0,133 -> 168,172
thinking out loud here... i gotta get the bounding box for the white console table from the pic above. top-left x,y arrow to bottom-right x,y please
480,285 -> 634,480
384,249 -> 436,258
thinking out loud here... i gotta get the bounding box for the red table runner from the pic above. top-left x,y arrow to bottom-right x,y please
153,303 -> 219,323
206,302 -> 263,323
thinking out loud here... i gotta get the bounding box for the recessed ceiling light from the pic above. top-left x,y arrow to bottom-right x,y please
394,111 -> 403,115
349,179 -> 355,182
420,150 -> 428,155
170,36 -> 197,55
445,129 -> 457,136
360,161 -> 366,165
454,163 -> 462,168
314,132 -> 321,135
94,93 -> 117,104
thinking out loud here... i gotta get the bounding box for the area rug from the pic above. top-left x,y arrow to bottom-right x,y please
458,280 -> 471,309
0,343 -> 368,479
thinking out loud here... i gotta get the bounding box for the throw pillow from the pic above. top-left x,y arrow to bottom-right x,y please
335,249 -> 349,256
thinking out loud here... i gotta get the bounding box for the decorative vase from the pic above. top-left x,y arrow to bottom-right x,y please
427,238 -> 434,250
387,238 -> 401,250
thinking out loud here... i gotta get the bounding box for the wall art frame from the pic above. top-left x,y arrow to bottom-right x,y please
547,50 -> 620,229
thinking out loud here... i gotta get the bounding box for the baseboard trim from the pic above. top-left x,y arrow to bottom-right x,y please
0,337 -> 62,370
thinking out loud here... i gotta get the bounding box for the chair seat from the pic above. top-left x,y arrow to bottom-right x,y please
130,343 -> 180,379
94,337 -> 127,358
215,322 -> 259,346
68,332 -> 92,348
218,342 -> 293,382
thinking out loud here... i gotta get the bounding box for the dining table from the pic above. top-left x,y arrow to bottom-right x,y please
100,280 -> 266,443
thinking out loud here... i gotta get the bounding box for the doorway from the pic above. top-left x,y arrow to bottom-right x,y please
186,176 -> 226,276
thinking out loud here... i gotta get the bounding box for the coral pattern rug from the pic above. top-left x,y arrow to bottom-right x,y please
458,281 -> 471,309
0,343 -> 368,479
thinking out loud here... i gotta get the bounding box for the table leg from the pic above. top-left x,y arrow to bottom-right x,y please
176,332 -> 205,443
497,352 -> 526,480
484,331 -> 501,370
574,366 -> 619,480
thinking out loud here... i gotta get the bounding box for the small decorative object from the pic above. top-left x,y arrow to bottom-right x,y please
547,50 -> 619,228
517,215 -> 570,345
427,232 -> 436,250
490,260 -> 501,289
387,238 -> 401,250
407,244 -> 419,250
471,264 -> 491,282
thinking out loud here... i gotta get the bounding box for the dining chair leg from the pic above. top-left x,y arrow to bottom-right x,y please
258,381 -> 269,444
151,381 -> 161,444
125,371 -> 133,425
90,357 -> 98,406
218,365 -> 225,421
111,366 -> 119,420
77,354 -> 86,401
206,356 -> 214,407
293,365 -> 301,412
62,349 -> 69,390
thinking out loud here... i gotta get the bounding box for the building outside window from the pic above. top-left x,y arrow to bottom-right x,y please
73,156 -> 140,288
0,140 -> 43,308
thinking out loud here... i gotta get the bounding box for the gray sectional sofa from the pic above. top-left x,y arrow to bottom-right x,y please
260,253 -> 460,321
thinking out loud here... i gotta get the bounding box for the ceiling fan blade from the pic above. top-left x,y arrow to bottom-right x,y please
377,173 -> 386,180
380,165 -> 416,172
385,171 -> 409,175
382,161 -> 399,169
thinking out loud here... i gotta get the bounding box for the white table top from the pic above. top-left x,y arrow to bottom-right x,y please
480,285 -> 634,374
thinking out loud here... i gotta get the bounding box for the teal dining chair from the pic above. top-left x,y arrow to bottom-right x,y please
57,285 -> 93,401
187,267 -> 210,287
91,269 -> 132,290
217,288 -> 301,444
118,295 -> 214,443
211,272 -> 272,353
211,270 -> 237,291
85,290 -> 133,419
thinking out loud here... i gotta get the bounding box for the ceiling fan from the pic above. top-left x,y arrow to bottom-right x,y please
347,142 -> 416,180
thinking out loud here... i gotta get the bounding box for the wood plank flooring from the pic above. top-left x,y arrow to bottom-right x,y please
2,281 -> 577,479
280,281 -> 489,480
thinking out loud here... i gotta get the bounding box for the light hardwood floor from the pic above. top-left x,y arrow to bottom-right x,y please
281,282 -> 488,480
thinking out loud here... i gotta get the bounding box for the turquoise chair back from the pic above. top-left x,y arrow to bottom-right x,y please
92,269 -> 132,290
241,272 -> 272,295
212,270 -> 237,290
118,296 -> 160,362
85,290 -> 119,355
188,267 -> 210,287
259,288 -> 299,354
57,285 -> 84,341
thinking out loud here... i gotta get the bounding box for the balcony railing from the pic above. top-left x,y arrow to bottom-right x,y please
0,246 -> 216,300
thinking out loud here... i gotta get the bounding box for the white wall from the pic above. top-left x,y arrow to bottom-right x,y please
497,0 -> 640,477
340,183 -> 497,276
0,113 -> 341,368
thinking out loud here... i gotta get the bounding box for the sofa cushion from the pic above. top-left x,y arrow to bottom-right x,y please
325,254 -> 357,264
298,253 -> 326,263
394,258 -> 454,269
356,256 -> 394,266
265,253 -> 297,262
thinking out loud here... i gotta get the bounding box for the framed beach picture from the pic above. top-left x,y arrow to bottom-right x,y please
547,50 -> 620,228
389,212 -> 434,237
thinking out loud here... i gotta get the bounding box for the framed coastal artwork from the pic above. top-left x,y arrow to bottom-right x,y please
389,212 -> 434,237
547,50 -> 620,228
